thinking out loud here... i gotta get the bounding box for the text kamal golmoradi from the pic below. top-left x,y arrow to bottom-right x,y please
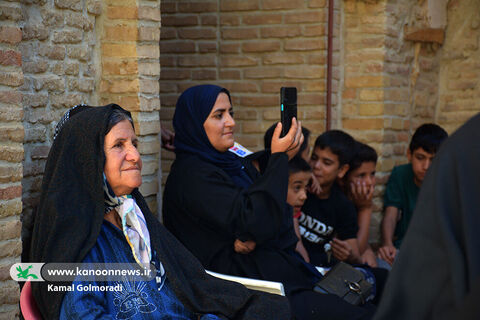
47,283 -> 123,292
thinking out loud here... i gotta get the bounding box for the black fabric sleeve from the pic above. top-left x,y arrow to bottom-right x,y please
335,196 -> 358,241
180,153 -> 289,244
140,191 -> 292,320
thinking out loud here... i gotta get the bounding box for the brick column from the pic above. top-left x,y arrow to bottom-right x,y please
99,0 -> 161,213
0,1 -> 23,317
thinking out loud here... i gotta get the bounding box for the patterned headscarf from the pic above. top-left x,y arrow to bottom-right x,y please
103,173 -> 152,268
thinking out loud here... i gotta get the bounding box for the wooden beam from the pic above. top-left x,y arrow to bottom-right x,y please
404,27 -> 444,44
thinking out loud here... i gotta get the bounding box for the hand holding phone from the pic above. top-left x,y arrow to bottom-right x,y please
280,87 -> 297,137
271,117 -> 303,160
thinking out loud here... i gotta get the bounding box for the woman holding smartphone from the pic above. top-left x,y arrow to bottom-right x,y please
163,84 -> 376,320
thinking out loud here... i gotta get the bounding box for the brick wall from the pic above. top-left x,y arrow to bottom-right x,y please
98,0 -> 161,213
0,0 -> 160,317
160,0 -> 336,187
0,0 -> 23,317
340,0 -> 390,240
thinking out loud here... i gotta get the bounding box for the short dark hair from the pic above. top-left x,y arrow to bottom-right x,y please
106,108 -> 134,135
288,155 -> 311,175
264,124 -> 311,155
313,130 -> 357,166
348,142 -> 378,173
409,123 -> 448,154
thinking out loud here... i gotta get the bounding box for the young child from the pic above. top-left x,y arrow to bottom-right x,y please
342,142 -> 378,267
299,130 -> 361,267
286,156 -> 312,263
378,123 -> 448,266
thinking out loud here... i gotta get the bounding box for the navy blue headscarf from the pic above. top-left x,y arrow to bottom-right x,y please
173,84 -> 253,189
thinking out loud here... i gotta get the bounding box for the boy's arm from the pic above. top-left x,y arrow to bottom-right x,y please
361,245 -> 378,267
293,217 -> 310,262
350,181 -> 375,254
330,237 -> 362,264
356,206 -> 372,255
378,206 -> 399,264
293,217 -> 301,239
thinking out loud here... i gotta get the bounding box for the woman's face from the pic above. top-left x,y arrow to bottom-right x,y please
203,92 -> 235,152
104,119 -> 142,196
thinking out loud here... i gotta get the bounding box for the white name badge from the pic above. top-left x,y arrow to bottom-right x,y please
228,142 -> 253,158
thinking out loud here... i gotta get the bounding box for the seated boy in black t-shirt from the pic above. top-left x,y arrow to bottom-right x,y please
299,130 -> 361,267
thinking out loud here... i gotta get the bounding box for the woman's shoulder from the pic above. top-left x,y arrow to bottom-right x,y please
172,153 -> 221,172
169,153 -> 231,183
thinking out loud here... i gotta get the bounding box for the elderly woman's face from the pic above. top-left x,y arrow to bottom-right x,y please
104,119 -> 142,196
203,92 -> 235,152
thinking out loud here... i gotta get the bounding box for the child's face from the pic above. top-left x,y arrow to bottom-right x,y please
309,147 -> 349,188
408,147 -> 435,186
287,171 -> 311,213
347,161 -> 376,190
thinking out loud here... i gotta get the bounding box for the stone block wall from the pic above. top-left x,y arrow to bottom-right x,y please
20,0 -> 102,254
160,0 -> 338,186
436,0 -> 480,133
0,0 -> 23,317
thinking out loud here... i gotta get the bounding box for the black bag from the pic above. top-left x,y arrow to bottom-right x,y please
313,262 -> 372,305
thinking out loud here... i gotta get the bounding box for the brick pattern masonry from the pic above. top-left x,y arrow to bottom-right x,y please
1,0 -> 24,318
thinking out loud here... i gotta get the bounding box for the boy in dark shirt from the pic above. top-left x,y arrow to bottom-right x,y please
378,123 -> 448,266
299,130 -> 361,267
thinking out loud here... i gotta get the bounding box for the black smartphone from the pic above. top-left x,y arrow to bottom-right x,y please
280,87 -> 297,137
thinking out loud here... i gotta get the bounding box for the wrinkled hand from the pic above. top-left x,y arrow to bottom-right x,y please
161,128 -> 175,151
378,244 -> 397,265
308,173 -> 322,196
330,238 -> 353,262
295,241 -> 310,263
350,181 -> 374,210
234,239 -> 256,254
271,118 -> 304,160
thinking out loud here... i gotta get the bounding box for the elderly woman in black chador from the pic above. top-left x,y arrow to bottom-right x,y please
24,104 -> 289,319
163,85 -> 375,320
